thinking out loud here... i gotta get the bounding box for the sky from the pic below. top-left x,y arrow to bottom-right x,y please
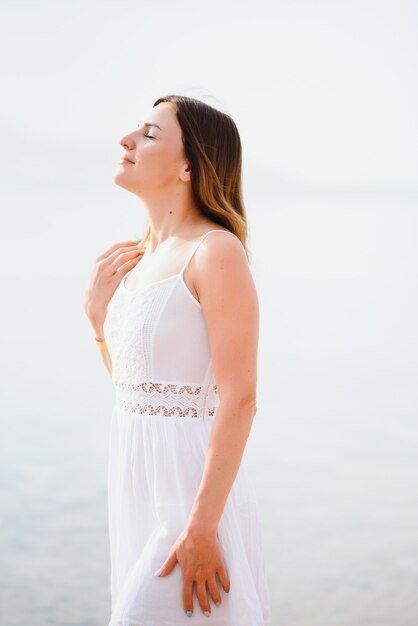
0,1 -> 417,624
1,0 -> 417,192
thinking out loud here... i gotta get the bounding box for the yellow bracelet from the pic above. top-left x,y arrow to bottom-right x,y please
95,337 -> 108,351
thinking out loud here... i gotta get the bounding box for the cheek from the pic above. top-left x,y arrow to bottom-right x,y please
140,146 -> 179,179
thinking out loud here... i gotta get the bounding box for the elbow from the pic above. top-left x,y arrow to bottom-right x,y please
219,392 -> 257,419
241,395 -> 257,416
237,397 -> 257,431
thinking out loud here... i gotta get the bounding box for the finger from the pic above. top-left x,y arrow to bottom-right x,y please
182,577 -> 194,617
116,255 -> 142,275
113,248 -> 143,264
105,246 -> 143,267
207,574 -> 222,606
96,241 -> 141,262
161,551 -> 178,576
216,563 -> 230,593
196,579 -> 211,617
107,248 -> 142,275
96,241 -> 140,261
154,548 -> 178,577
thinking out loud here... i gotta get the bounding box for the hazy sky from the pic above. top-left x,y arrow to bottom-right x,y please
1,0 -> 417,191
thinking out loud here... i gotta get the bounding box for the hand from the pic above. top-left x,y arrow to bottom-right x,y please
154,526 -> 230,618
83,240 -> 144,328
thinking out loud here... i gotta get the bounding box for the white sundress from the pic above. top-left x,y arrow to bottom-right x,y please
103,229 -> 272,626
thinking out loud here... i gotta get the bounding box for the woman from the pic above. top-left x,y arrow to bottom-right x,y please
84,95 -> 272,625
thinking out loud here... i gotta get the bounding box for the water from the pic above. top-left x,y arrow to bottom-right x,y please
0,187 -> 417,625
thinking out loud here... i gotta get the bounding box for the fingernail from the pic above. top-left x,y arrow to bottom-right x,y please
215,602 -> 221,606
132,239 -> 140,243
204,611 -> 211,617
153,567 -> 163,576
186,610 -> 193,617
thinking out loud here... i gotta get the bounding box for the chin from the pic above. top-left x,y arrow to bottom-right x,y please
113,171 -> 130,189
113,174 -> 142,195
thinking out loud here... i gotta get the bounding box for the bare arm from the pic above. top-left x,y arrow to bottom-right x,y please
152,232 -> 259,617
187,234 -> 259,533
93,322 -> 113,376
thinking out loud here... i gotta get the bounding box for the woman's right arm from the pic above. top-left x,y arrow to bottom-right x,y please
92,322 -> 113,376
83,240 -> 144,376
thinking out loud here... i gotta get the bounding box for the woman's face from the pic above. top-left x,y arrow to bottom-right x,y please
114,101 -> 189,195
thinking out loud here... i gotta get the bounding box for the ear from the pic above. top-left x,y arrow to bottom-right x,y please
179,163 -> 191,182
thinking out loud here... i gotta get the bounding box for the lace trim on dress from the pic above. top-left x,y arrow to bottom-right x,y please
114,380 -> 219,418
114,381 -> 215,395
118,400 -> 217,418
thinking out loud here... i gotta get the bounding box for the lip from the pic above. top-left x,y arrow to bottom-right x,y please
120,158 -> 135,164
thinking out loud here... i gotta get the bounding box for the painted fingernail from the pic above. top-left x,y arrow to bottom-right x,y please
215,602 -> 221,606
204,611 -> 211,617
186,610 -> 193,617
132,239 -> 140,243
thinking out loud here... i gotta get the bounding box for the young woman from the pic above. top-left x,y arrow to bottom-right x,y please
84,95 -> 272,625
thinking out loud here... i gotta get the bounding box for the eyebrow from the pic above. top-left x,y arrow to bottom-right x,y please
137,122 -> 162,131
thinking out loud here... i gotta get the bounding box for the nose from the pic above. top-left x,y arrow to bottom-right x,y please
119,133 -> 135,150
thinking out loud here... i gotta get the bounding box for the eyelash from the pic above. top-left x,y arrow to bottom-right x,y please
144,133 -> 155,139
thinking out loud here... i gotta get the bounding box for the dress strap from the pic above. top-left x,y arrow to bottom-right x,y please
179,229 -> 236,278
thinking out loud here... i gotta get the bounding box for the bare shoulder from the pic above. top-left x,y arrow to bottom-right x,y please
198,227 -> 246,253
192,230 -> 259,403
196,229 -> 248,272
192,229 -> 256,305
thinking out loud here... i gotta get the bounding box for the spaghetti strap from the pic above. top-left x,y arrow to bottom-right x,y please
179,229 -> 237,278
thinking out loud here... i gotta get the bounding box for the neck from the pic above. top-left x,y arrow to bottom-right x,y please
137,187 -> 202,251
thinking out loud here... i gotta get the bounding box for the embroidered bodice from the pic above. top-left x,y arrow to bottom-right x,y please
103,229 -> 238,420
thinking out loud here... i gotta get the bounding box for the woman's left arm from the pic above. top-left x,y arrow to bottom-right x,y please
154,233 -> 260,618
186,234 -> 259,533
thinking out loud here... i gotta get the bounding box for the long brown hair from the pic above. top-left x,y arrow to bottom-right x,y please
136,95 -> 250,261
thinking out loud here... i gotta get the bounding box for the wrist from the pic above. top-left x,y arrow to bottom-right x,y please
91,318 -> 106,338
95,337 -> 108,351
186,510 -> 219,536
85,302 -> 107,332
185,522 -> 218,539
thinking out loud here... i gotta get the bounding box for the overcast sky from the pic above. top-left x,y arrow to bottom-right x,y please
1,0 -> 417,191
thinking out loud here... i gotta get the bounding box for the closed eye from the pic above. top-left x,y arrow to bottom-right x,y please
144,133 -> 155,139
